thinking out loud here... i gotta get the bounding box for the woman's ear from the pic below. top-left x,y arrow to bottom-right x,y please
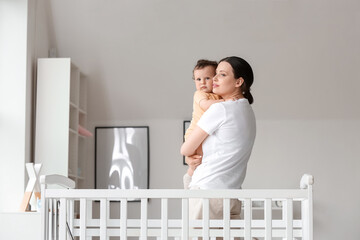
235,77 -> 244,87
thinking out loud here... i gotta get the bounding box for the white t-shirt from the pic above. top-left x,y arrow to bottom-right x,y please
189,98 -> 256,189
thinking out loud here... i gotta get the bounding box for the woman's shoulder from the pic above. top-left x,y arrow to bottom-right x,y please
223,98 -> 250,106
220,99 -> 252,114
207,100 -> 226,112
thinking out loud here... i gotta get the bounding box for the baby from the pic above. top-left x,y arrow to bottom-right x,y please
183,59 -> 223,189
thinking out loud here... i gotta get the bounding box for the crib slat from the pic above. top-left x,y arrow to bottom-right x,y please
161,198 -> 168,239
302,199 -> 309,239
53,199 -> 57,240
107,200 -> 110,240
48,199 -> 52,240
80,198 -> 87,240
244,198 -> 251,240
308,186 -> 314,240
107,199 -> 110,224
87,200 -> 92,240
68,200 -> 73,240
121,199 -> 128,239
203,198 -> 209,239
141,198 -> 148,239
302,196 -> 313,240
87,199 -> 93,219
223,198 -> 230,239
69,199 -> 74,236
264,198 -> 272,240
100,199 -> 107,240
285,198 -> 293,239
181,198 -> 189,239
41,184 -> 47,240
59,198 -> 67,240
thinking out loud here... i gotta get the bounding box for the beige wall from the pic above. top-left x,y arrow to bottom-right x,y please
36,0 -> 359,238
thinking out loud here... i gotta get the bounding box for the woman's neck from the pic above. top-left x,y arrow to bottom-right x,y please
222,92 -> 244,101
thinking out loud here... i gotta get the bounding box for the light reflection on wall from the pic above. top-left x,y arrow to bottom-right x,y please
108,128 -> 139,190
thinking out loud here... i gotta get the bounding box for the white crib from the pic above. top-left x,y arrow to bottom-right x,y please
40,174 -> 314,240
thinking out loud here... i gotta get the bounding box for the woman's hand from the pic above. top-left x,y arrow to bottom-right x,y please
186,155 -> 202,176
180,126 -> 209,156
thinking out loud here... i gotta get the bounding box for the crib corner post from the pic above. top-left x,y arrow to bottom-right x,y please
307,184 -> 313,240
301,174 -> 314,240
306,176 -> 314,240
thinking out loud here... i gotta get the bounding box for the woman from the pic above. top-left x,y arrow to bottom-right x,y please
181,56 -> 256,220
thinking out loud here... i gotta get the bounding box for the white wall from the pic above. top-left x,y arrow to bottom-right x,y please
0,0 -> 55,213
0,212 -> 41,240
0,0 -> 29,212
41,0 -> 359,238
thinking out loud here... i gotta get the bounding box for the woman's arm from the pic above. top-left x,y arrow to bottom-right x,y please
180,125 -> 209,156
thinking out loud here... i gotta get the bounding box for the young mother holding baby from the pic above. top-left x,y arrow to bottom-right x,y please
181,56 -> 256,220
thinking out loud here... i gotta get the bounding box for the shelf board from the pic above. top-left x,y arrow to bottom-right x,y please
70,102 -> 78,109
68,173 -> 77,179
69,128 -> 77,135
79,108 -> 87,114
68,173 -> 85,181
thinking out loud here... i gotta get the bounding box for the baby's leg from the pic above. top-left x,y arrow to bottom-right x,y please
184,145 -> 203,189
183,172 -> 192,189
186,144 -> 203,175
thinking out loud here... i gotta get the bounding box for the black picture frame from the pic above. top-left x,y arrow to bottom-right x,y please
95,126 -> 149,200
183,120 -> 191,165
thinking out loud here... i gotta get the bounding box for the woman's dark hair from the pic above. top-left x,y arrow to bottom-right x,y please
192,59 -> 218,79
219,56 -> 254,104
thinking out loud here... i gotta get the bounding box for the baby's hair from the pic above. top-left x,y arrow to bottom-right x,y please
193,59 -> 218,79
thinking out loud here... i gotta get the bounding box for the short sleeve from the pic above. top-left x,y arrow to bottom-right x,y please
208,93 -> 222,100
193,91 -> 208,105
197,103 -> 226,135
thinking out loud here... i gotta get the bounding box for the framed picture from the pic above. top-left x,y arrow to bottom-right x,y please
95,126 -> 149,194
183,120 -> 191,165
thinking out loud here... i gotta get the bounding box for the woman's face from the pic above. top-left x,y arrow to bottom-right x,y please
213,61 -> 242,98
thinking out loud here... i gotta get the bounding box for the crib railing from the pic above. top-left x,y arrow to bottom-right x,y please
41,174 -> 314,240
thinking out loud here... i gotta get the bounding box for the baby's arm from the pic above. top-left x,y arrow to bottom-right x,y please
199,98 -> 224,111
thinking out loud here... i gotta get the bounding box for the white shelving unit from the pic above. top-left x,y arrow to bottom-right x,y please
35,58 -> 88,188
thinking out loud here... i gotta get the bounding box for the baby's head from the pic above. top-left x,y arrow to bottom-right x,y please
193,59 -> 218,93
